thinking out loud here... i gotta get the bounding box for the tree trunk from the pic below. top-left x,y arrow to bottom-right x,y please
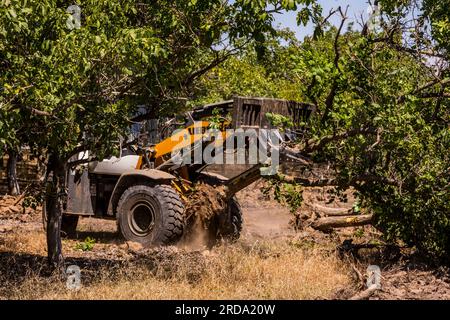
312,214 -> 373,232
45,155 -> 66,270
6,149 -> 20,196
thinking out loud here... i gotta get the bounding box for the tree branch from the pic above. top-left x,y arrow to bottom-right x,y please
397,78 -> 450,103
8,103 -> 54,118
417,92 -> 450,99
270,172 -> 398,188
321,6 -> 348,124
182,43 -> 248,88
305,126 -> 377,153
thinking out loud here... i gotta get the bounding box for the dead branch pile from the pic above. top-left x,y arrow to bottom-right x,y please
296,187 -> 373,232
0,195 -> 39,230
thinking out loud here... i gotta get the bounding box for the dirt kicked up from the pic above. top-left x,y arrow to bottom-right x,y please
181,182 -> 228,249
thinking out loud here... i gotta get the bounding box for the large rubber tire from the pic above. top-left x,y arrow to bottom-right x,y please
42,203 -> 79,238
116,184 -> 185,246
61,215 -> 79,238
217,196 -> 243,241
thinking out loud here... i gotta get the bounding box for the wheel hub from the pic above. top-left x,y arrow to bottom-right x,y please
129,202 -> 156,236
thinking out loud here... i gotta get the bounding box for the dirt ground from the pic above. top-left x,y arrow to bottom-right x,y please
1,182 -> 450,300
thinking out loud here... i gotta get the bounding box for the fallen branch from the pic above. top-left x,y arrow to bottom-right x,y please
348,284 -> 379,300
0,185 -> 32,214
350,264 -> 365,287
310,204 -> 355,216
13,193 -> 26,206
280,145 -> 312,166
312,214 -> 373,231
13,183 -> 31,206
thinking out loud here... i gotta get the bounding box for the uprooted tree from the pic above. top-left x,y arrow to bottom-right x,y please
196,0 -> 449,260
0,0 -> 313,268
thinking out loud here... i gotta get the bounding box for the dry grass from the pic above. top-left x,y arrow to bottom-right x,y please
0,229 -> 352,300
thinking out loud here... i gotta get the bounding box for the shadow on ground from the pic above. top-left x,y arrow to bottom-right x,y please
70,230 -> 121,243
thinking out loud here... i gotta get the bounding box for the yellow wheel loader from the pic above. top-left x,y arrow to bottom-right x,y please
43,97 -> 313,246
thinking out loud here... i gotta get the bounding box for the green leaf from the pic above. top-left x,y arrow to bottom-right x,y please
8,7 -> 17,18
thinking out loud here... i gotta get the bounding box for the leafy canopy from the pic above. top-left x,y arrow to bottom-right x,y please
196,1 -> 450,259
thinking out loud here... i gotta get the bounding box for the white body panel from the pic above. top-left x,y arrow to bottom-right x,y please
89,155 -> 140,175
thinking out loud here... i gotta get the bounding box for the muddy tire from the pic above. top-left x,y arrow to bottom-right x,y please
42,203 -> 79,238
208,196 -> 243,244
218,196 -> 243,241
61,215 -> 79,238
116,184 -> 185,246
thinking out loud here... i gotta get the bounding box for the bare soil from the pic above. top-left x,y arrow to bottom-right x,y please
1,182 -> 450,300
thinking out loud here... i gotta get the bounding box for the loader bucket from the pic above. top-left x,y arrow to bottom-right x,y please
191,96 -> 314,131
231,96 -> 315,131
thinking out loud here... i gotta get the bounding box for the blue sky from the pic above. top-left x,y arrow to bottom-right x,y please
273,0 -> 372,40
